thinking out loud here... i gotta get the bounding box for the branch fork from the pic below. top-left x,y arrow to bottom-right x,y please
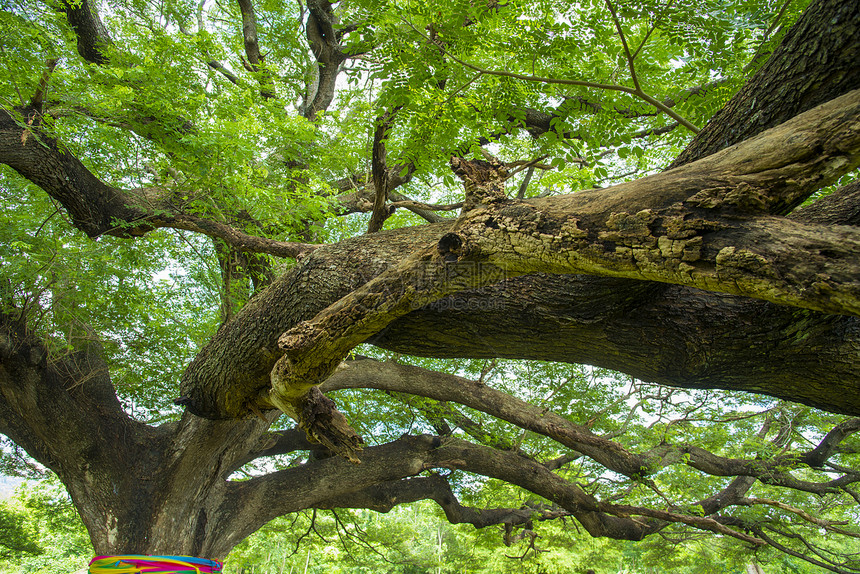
257,92 -> 860,462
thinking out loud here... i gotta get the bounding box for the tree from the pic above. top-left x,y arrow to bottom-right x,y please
0,481 -> 91,574
1,0 -> 859,571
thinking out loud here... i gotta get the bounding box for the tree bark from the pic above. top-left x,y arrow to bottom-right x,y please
172,0 -> 860,419
669,0 -> 860,171
302,0 -> 347,119
0,312 -> 300,557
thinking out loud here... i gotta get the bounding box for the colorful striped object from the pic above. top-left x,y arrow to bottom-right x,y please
88,555 -> 223,574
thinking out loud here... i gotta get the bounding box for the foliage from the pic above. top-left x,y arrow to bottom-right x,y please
0,499 -> 42,561
0,481 -> 91,574
0,177 -> 220,421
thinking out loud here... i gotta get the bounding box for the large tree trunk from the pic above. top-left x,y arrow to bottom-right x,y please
0,314 -> 277,557
668,0 -> 860,171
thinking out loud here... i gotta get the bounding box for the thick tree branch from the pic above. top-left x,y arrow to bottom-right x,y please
181,219 -> 860,426
368,109 -> 398,233
302,0 -> 347,119
446,91 -> 860,316
221,435 -> 444,550
324,359 -> 646,477
439,438 -> 769,545
179,0 -> 860,425
790,180 -> 860,227
223,435 -> 652,548
242,94 -> 860,447
696,476 -> 757,515
61,0 -> 113,65
256,240 -> 507,458
206,60 -> 242,86
314,474 -> 569,531
464,207 -> 860,317
243,427 -> 313,463
0,107 -> 318,258
669,0 -> 860,168
800,418 -> 860,468
324,359 -> 860,491
236,0 -> 276,99
224,434 -> 782,558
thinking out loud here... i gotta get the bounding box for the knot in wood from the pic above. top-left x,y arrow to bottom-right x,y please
437,232 -> 463,262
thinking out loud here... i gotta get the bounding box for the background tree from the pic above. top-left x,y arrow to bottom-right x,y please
1,0 -> 859,572
0,481 -> 90,574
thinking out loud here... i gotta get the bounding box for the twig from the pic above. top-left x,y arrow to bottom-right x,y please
631,0 -> 677,61
739,497 -> 858,537
751,524 -> 857,574
606,0 -> 640,92
443,71 -> 484,105
744,0 -> 794,73
603,503 -> 766,546
402,18 -> 700,133
504,155 -> 550,179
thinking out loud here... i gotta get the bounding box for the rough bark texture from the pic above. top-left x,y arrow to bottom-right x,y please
62,0 -> 113,65
302,0 -> 347,119
669,0 -> 860,170
448,92 -> 860,314
226,100 -> 860,450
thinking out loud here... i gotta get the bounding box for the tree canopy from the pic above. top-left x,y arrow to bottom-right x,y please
1,0 -> 859,572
